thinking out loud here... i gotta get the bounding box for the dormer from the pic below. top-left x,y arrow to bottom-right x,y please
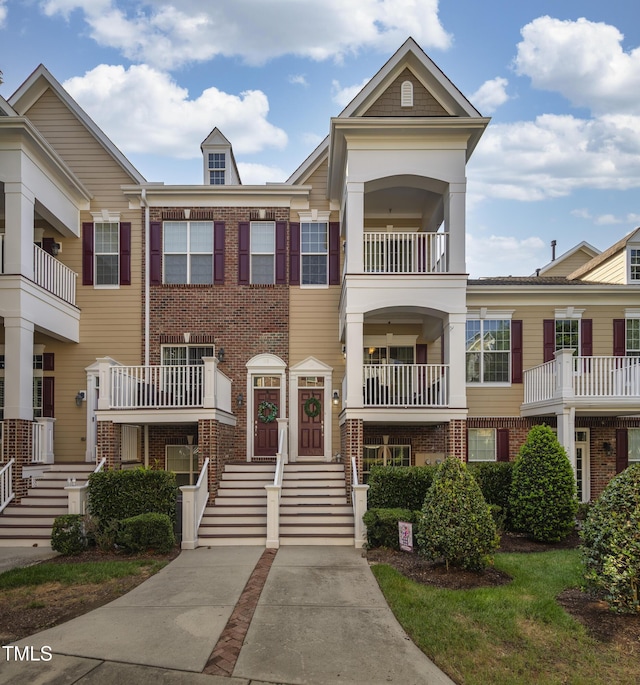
200,128 -> 241,185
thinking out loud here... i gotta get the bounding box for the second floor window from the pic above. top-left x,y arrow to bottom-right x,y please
555,319 -> 580,354
95,222 -> 119,286
626,319 -> 640,356
630,249 -> 640,281
163,221 -> 213,284
251,221 -> 275,284
466,319 -> 511,383
301,222 -> 328,285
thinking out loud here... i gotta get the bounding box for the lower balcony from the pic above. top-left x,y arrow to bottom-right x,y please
522,352 -> 640,415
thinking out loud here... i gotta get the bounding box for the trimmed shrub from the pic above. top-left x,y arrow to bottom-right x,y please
88,468 -> 177,527
51,514 -> 86,556
580,464 -> 640,614
509,425 -> 578,542
367,466 -> 435,510
467,462 -> 513,511
116,513 -> 175,554
416,458 -> 499,571
363,508 -> 421,550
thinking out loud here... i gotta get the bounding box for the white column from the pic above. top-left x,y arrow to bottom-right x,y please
444,182 -> 466,274
4,317 -> 34,420
4,182 -> 35,280
265,484 -> 281,549
352,483 -> 369,548
554,349 -> 575,401
345,312 -> 364,408
556,407 -> 576,473
444,312 -> 467,409
345,182 -> 364,273
96,357 -> 113,410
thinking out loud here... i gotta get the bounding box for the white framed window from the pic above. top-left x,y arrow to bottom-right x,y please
466,319 -> 511,383
94,222 -> 119,286
161,346 -> 214,366
166,445 -> 199,486
468,428 -> 496,462
163,221 -> 213,284
555,319 -> 580,353
626,319 -> 640,356
363,444 -> 411,482
301,222 -> 328,286
208,153 -> 226,185
628,429 -> 640,464
251,221 -> 275,284
629,248 -> 640,281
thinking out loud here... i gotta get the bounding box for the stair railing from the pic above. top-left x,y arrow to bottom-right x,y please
66,458 -> 106,515
351,456 -> 369,548
265,420 -> 288,549
0,459 -> 15,514
180,457 -> 210,550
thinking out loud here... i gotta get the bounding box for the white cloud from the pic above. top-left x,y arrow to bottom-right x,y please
514,16 -> 640,115
571,209 -> 640,226
41,0 -> 451,69
469,113 -> 640,202
466,233 -> 546,277
332,78 -> 371,107
237,163 -> 288,185
469,77 -> 509,114
288,74 -> 308,87
0,0 -> 8,28
63,64 -> 287,158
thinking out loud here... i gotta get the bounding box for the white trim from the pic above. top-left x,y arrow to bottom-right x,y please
466,308 -> 514,320
246,354 -> 287,461
289,357 -> 333,463
575,428 -> 590,503
554,307 -> 584,319
625,308 -> 640,318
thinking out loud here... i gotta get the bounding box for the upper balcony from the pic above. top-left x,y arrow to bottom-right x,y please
363,231 -> 448,275
522,349 -> 640,416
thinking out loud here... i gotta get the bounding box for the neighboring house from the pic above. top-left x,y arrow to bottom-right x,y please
1,39 -> 639,546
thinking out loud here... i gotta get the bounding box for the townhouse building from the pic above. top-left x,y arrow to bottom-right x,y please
1,39 -> 639,547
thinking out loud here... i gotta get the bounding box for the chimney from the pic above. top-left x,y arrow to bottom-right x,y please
551,240 -> 557,261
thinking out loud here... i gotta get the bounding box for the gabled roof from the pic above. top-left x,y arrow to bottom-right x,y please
535,241 -> 601,276
568,228 -> 640,280
0,93 -> 17,117
9,64 -> 145,184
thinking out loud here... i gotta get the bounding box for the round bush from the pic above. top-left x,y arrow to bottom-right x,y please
580,464 -> 640,614
416,457 -> 498,571
509,425 -> 578,542
51,514 -> 86,556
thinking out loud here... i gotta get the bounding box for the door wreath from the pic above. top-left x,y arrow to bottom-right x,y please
303,396 -> 322,418
257,401 -> 278,423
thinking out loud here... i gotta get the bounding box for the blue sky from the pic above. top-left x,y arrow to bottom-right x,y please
1,1 -> 640,277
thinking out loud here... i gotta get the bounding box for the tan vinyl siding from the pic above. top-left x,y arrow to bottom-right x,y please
25,88 -> 142,461
465,302 -> 627,417
542,249 -> 597,277
579,252 -> 626,284
290,287 -> 343,455
305,160 -> 330,211
364,68 -> 448,117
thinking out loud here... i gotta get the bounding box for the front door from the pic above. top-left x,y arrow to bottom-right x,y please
298,388 -> 324,457
254,387 -> 279,456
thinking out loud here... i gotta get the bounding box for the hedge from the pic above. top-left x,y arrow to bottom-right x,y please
367,466 -> 435,510
363,508 -> 421,550
117,512 -> 175,554
467,462 -> 514,512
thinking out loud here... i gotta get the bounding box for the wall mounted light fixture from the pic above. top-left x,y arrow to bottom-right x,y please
75,391 -> 86,407
217,347 -> 225,363
332,390 -> 340,406
237,393 -> 244,407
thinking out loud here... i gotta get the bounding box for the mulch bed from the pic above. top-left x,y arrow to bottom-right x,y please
366,531 -> 640,647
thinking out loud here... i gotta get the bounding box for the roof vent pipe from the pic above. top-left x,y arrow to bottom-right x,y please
536,268 -> 541,277
551,240 -> 557,261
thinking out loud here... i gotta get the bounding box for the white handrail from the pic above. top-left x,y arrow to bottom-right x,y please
0,459 -> 15,514
66,457 -> 106,515
266,421 -> 288,548
180,457 -> 209,550
363,231 -> 448,274
351,455 -> 359,487
351,455 -> 369,549
33,243 -> 77,306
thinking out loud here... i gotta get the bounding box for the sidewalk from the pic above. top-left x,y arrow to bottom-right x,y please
0,546 -> 454,685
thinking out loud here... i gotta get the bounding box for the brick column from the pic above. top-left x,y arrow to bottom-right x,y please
447,419 -> 467,461
198,418 -> 220,498
4,419 -> 32,502
341,418 -> 363,501
97,421 -> 121,470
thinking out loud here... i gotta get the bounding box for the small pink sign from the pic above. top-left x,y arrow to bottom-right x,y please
398,521 -> 413,552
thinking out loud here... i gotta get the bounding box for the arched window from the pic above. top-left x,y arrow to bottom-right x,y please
401,80 -> 413,107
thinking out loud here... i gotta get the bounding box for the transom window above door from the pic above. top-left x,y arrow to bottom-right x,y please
163,221 -> 214,284
253,376 -> 280,388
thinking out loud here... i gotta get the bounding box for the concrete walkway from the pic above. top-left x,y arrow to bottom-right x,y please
0,546 -> 454,685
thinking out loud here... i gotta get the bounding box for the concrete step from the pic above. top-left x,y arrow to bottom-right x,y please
280,492 -> 347,503
2,505 -> 67,516
199,523 -> 267,536
216,487 -> 268,497
0,514 -> 60,526
17,496 -> 67,506
285,464 -> 344,472
224,464 -> 275,474
281,486 -> 347,496
0,537 -> 52,548
280,504 -> 353,515
221,472 -> 274,482
26,487 -> 69,498
282,478 -> 345,487
211,496 -> 268,506
280,523 -> 354,535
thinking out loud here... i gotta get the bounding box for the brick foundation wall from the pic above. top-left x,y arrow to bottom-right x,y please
96,421 -> 120,470
341,419 -> 363,500
147,424 -> 199,470
447,419 -> 467,461
4,419 -> 32,502
363,424 -> 448,463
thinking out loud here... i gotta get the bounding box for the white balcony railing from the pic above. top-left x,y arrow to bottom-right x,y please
524,354 -> 640,404
363,364 -> 449,407
363,232 -> 448,274
110,365 -> 205,409
33,244 -> 76,306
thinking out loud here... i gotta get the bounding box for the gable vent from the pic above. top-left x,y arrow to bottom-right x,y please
401,80 -> 414,107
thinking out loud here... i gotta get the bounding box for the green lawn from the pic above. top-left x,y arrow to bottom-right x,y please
371,550 -> 637,685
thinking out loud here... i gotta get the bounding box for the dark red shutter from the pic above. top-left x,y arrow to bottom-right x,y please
416,344 -> 427,364
119,222 -> 131,286
42,377 -> 55,418
43,353 -> 54,371
238,222 -> 250,284
214,222 -> 225,285
42,237 -> 55,255
543,319 -> 555,362
616,429 -> 629,473
497,428 -> 510,462
329,222 -> 340,285
82,222 -> 94,286
581,319 -> 592,356
275,221 -> 287,284
613,319 -> 626,356
149,222 -> 162,285
511,320 -> 523,383
289,222 -> 300,285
